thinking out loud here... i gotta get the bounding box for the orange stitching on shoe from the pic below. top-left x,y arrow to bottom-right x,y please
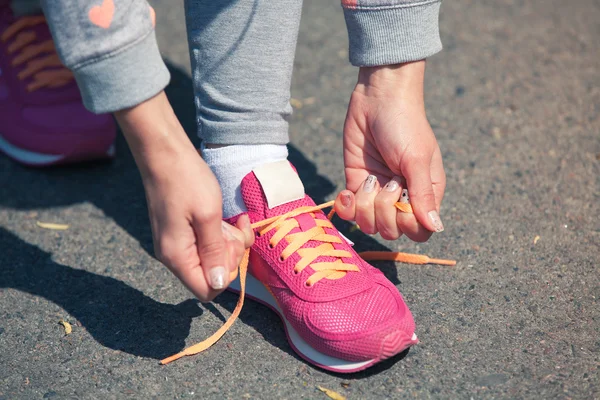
1,16 -> 74,92
160,201 -> 456,365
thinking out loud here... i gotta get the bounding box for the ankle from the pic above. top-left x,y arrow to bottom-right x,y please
201,143 -> 289,218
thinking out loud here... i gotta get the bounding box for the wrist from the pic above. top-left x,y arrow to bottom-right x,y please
115,92 -> 196,178
356,61 -> 426,105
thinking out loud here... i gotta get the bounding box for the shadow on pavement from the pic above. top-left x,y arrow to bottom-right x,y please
0,62 -> 401,367
0,226 -> 202,360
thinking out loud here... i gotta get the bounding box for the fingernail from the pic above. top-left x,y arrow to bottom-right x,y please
428,211 -> 444,232
209,266 -> 227,289
400,189 -> 410,204
384,179 -> 399,192
363,175 -> 377,193
341,193 -> 352,207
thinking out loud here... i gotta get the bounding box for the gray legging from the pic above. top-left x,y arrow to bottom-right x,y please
185,0 -> 301,145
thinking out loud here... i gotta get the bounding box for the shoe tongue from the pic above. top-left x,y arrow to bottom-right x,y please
241,160 -> 316,220
241,161 -> 356,282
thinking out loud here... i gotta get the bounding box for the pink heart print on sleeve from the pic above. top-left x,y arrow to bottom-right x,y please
88,0 -> 114,29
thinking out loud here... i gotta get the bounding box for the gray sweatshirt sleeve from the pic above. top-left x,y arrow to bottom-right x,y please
342,0 -> 442,66
40,0 -> 170,114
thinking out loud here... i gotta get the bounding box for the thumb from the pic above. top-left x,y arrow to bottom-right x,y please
192,212 -> 230,291
404,158 -> 444,233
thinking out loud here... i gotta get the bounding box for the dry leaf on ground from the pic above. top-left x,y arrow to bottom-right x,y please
317,386 -> 346,400
290,98 -> 303,109
37,222 -> 69,230
58,320 -> 72,335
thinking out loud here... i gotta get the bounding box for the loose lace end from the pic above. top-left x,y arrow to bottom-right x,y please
359,251 -> 456,266
160,250 -> 249,365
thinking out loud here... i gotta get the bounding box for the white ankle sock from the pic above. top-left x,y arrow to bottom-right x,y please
201,144 -> 288,218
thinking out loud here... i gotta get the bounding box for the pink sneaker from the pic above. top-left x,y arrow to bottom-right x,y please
225,162 -> 418,372
0,6 -> 116,167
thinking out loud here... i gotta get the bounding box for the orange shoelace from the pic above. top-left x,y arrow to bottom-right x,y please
160,201 -> 456,365
1,16 -> 74,92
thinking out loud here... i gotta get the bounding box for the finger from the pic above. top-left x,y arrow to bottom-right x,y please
430,147 -> 446,213
221,221 -> 246,271
404,157 -> 444,233
235,214 -> 255,248
374,177 -> 403,240
334,190 -> 356,221
393,180 -> 432,242
354,175 -> 380,235
396,209 -> 432,242
152,203 -> 220,302
224,215 -> 255,283
175,264 -> 220,303
225,238 -> 240,282
192,211 -> 231,292
157,232 -> 218,302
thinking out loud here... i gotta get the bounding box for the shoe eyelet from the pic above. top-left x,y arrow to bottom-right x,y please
304,282 -> 312,288
255,231 -> 261,238
279,256 -> 285,262
268,243 -> 274,249
292,269 -> 299,275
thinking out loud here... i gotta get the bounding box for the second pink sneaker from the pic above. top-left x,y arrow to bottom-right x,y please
226,161 -> 418,373
0,7 -> 116,167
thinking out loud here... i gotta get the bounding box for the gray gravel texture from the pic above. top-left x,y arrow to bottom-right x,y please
1,0 -> 599,399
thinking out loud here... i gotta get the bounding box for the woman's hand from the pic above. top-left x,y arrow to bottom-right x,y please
336,61 -> 446,242
115,92 -> 253,301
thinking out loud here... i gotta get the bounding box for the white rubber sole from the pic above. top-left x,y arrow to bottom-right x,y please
0,134 -> 64,165
0,134 -> 115,166
229,273 -> 418,373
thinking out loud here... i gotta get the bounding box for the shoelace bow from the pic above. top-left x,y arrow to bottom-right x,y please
160,201 -> 456,364
1,16 -> 73,92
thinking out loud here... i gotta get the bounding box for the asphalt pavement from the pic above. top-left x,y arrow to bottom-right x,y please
1,0 -> 599,398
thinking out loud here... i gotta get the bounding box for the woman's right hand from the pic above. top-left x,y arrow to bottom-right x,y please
115,92 -> 253,302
